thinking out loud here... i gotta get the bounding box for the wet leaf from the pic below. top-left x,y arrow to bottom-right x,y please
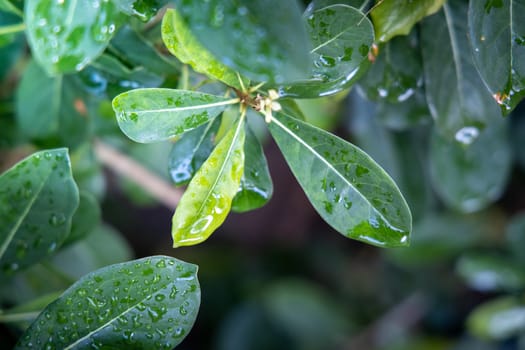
63,191 -> 101,246
468,297 -> 525,340
371,0 -> 445,42
375,90 -> 432,130
168,117 -> 221,186
457,254 -> 525,292
232,124 -> 273,213
421,0 -> 499,142
0,149 -> 79,277
173,0 -> 310,84
171,116 -> 245,247
25,0 -> 125,75
115,0 -> 163,22
268,111 -> 411,247
278,4 -> 374,98
161,8 -> 243,89
16,60 -> 90,149
15,256 -> 200,349
429,121 -> 511,213
469,0 -> 525,114
112,88 -> 237,143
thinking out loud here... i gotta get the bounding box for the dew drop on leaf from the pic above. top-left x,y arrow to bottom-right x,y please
455,126 -> 480,145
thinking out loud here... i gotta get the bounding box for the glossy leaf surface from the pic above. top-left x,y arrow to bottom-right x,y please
278,4 -> 374,98
421,0 -> 499,142
16,60 -> 90,149
112,88 -> 236,143
161,8 -> 242,89
268,112 -> 411,247
115,0 -> 163,21
468,297 -> 525,340
0,149 -> 79,276
172,117 -> 245,247
25,0 -> 124,75
15,256 -> 200,349
429,121 -> 511,213
371,0 -> 445,42
469,0 -> 525,113
232,125 -> 273,213
168,117 -> 221,186
173,0 -> 310,83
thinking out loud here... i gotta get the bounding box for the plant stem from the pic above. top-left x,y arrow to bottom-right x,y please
0,311 -> 39,323
0,22 -> 25,36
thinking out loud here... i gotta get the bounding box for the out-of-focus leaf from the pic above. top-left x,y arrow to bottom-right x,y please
510,107 -> 525,171
268,111 -> 411,247
232,125 -> 273,213
278,4 -> 373,98
70,144 -> 106,200
375,90 -> 431,130
63,191 -> 101,246
371,0 -> 446,42
0,0 -> 23,16
262,279 -> 352,350
0,11 -> 23,78
468,297 -> 525,340
15,256 -> 200,349
168,117 -> 221,186
387,213 -> 489,266
16,60 -> 90,149
112,88 -> 237,143
429,120 -> 511,213
358,33 -> 422,104
0,292 -> 63,330
171,116 -> 245,247
25,0 -> 125,75
506,212 -> 525,263
421,0 -> 499,143
469,0 -> 525,114
0,149 -> 79,277
161,8 -> 243,89
457,254 -> 525,292
173,0 -> 310,84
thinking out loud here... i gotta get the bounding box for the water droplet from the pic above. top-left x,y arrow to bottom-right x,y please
156,259 -> 166,268
155,294 -> 165,302
179,305 -> 188,315
49,213 -> 66,227
323,201 -> 333,214
190,215 -> 213,234
455,126 -> 480,145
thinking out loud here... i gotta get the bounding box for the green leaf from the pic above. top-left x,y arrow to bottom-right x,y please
15,256 -> 200,349
112,88 -> 238,143
25,0 -> 125,75
232,124 -> 273,213
171,115 -> 245,247
506,212 -> 525,264
173,0 -> 310,84
161,8 -> 243,90
371,0 -> 445,43
168,117 -> 221,186
421,0 -> 500,143
0,149 -> 79,276
278,4 -> 374,98
63,191 -> 101,246
16,60 -> 90,149
429,121 -> 511,213
0,0 -> 23,17
115,0 -> 163,22
468,297 -> 525,340
374,90 -> 432,130
268,111 -> 411,247
0,292 -> 62,330
469,0 -> 525,114
457,254 -> 525,292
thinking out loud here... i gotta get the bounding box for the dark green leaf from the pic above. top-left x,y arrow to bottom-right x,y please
0,22 -> 23,80
468,297 -> 525,340
429,120 -> 511,213
0,0 -> 23,16
169,117 -> 221,186
112,88 -> 238,143
70,144 -> 106,200
0,149 -> 79,277
63,191 -> 101,246
510,107 -> 525,172
457,254 -> 525,292
173,0 -> 310,84
506,212 -> 525,263
16,60 -> 90,149
232,124 -> 273,213
469,0 -> 525,114
172,115 -> 245,247
25,0 -> 125,75
421,0 -> 499,143
268,112 -> 411,247
371,0 -> 445,42
374,90 -> 432,130
161,8 -> 243,89
15,256 -> 200,349
278,4 -> 374,98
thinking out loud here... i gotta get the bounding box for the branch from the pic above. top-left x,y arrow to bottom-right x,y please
93,140 -> 182,210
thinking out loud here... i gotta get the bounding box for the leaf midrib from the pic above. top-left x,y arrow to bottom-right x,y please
128,98 -> 239,115
443,3 -> 466,113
